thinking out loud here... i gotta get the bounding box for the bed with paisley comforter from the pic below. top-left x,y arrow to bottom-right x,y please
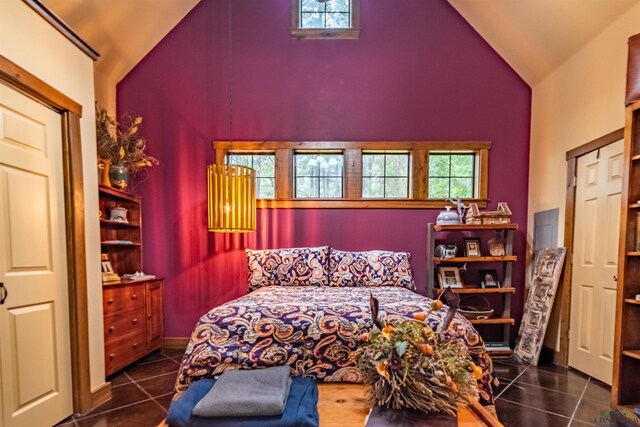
173,246 -> 497,410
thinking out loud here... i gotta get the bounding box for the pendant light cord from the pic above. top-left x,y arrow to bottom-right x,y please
228,0 -> 233,143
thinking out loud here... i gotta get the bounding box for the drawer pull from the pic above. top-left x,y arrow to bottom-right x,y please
133,342 -> 138,349
132,318 -> 138,324
131,294 -> 137,300
109,353 -> 116,360
108,326 -> 115,333
107,299 -> 114,305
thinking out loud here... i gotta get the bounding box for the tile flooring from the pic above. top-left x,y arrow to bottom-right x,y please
56,353 -> 624,427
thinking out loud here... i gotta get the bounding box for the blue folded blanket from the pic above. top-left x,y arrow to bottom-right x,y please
193,367 -> 292,417
166,377 -> 319,427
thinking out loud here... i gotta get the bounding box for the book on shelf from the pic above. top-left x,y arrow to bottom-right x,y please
102,239 -> 135,244
122,272 -> 156,281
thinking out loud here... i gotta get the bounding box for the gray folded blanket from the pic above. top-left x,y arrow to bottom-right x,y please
192,366 -> 292,418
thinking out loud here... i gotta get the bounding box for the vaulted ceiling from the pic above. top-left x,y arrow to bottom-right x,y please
43,0 -> 639,88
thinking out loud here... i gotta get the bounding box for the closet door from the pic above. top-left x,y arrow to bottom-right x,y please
569,139 -> 623,384
0,84 -> 73,426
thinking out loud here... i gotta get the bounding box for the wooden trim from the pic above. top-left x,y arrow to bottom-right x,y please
344,148 -> 362,199
214,140 -> 492,151
566,128 -> 624,160
214,140 -> 492,209
0,55 -> 82,116
256,198 -> 488,209
0,56 -> 92,413
21,0 -> 99,60
412,148 -> 428,199
90,382 -> 112,409
62,112 -> 92,413
479,148 -> 489,200
559,158 -> 576,366
290,0 -> 360,40
559,129 -> 624,367
275,149 -> 294,199
164,337 -> 190,350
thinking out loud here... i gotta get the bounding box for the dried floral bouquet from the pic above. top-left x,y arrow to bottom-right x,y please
355,291 -> 483,416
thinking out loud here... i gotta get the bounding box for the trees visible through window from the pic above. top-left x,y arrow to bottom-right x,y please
362,153 -> 410,198
214,141 -> 489,208
428,153 -> 476,199
227,153 -> 276,199
300,0 -> 351,29
291,0 -> 360,39
294,153 -> 343,198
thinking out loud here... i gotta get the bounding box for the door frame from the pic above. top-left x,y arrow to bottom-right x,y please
559,128 -> 625,366
0,55 -> 95,413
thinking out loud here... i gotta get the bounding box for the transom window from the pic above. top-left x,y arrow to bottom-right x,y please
294,153 -> 343,198
291,0 -> 360,40
300,0 -> 351,29
428,153 -> 476,199
213,141 -> 489,208
362,153 -> 410,198
226,153 -> 276,199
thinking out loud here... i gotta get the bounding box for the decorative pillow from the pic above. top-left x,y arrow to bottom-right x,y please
246,246 -> 329,292
328,249 -> 415,289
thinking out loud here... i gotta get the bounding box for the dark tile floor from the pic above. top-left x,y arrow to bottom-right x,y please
56,354 -> 622,427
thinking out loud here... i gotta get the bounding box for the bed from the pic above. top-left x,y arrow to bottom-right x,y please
173,247 -> 497,409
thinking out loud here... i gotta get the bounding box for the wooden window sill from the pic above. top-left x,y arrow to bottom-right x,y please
290,28 -> 361,40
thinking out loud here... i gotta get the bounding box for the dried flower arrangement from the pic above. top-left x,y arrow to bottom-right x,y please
355,290 -> 481,416
95,103 -> 158,176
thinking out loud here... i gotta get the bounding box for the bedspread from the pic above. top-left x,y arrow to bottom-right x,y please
174,286 -> 496,407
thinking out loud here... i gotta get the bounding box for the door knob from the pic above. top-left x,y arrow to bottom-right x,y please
0,282 -> 7,305
613,275 -> 618,282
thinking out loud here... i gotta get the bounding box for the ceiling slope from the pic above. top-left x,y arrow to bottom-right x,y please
448,0 -> 639,85
43,0 -> 200,85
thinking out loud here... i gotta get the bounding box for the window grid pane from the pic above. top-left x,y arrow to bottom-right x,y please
362,153 -> 410,199
295,153 -> 343,198
428,153 -> 475,199
226,153 -> 276,199
300,0 -> 351,29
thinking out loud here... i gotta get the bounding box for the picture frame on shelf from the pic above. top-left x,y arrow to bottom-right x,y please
463,238 -> 481,257
438,266 -> 463,288
101,253 -> 114,273
487,235 -> 505,256
479,269 -> 500,288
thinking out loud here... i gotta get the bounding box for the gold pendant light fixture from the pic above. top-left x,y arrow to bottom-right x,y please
207,0 -> 256,232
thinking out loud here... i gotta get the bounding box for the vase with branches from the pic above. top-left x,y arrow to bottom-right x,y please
96,103 -> 158,190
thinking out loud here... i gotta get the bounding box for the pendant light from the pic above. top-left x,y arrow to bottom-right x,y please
207,0 -> 256,232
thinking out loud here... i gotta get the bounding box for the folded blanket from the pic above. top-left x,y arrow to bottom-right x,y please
166,377 -> 319,427
193,367 -> 292,417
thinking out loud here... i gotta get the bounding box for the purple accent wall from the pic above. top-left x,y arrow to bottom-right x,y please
117,0 -> 531,338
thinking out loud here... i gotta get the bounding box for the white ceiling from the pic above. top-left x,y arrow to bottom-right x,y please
448,0 -> 639,85
43,0 -> 200,85
43,0 -> 639,87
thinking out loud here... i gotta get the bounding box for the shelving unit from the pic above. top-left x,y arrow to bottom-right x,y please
612,98 -> 640,409
98,185 -> 164,376
427,223 -> 518,357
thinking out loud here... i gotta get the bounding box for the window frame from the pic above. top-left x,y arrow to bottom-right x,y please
291,0 -> 361,40
362,152 -> 411,199
427,151 -> 478,200
213,140 -> 490,209
225,152 -> 277,199
293,151 -> 345,199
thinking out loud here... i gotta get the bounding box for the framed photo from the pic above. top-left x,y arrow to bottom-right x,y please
479,269 -> 500,288
464,238 -> 481,257
438,266 -> 463,288
101,253 -> 114,273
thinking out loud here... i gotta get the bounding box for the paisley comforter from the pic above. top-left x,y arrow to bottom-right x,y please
174,286 -> 496,407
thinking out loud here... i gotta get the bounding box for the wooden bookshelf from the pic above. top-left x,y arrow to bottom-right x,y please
433,256 -> 517,263
435,287 -> 516,294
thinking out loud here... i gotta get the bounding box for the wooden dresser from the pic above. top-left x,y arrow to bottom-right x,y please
103,279 -> 164,376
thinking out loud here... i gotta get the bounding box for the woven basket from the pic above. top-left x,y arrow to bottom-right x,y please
459,296 -> 494,320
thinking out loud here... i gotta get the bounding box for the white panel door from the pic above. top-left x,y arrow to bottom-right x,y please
0,84 -> 73,426
569,139 -> 623,384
